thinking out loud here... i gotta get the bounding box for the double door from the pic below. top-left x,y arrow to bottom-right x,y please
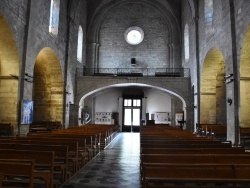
122,99 -> 141,132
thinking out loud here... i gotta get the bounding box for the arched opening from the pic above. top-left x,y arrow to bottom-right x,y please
78,84 -> 187,130
240,24 -> 250,128
0,13 -> 19,131
200,48 -> 226,124
33,48 -> 63,122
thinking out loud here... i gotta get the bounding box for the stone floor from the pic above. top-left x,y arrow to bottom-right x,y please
60,132 -> 140,188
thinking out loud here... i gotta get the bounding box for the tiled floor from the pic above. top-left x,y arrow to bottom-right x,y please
60,132 -> 140,188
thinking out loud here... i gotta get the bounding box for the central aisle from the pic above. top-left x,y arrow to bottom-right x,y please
61,132 -> 140,188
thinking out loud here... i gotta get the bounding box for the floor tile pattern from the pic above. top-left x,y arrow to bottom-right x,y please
60,132 -> 140,188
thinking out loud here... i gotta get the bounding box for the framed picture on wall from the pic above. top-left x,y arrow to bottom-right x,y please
21,100 -> 34,124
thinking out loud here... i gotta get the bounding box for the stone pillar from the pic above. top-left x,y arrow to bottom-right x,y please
228,0 -> 240,146
118,98 -> 123,131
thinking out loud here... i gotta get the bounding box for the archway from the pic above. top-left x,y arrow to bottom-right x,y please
0,13 -> 19,131
33,48 -> 63,122
240,24 -> 250,128
77,83 -> 187,130
200,48 -> 226,124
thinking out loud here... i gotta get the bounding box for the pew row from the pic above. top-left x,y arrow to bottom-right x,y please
0,159 -> 35,188
143,164 -> 250,188
0,150 -> 55,188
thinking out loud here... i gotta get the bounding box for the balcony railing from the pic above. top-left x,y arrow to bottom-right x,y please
76,68 -> 190,77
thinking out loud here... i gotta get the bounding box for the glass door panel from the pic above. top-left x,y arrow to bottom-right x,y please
132,109 -> 140,126
124,109 -> 132,126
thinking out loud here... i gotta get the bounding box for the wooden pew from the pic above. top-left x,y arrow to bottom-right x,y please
240,127 -> 250,146
26,133 -> 95,164
0,143 -> 68,184
0,138 -> 79,176
141,154 -> 250,165
0,172 -> 3,186
143,164 -> 250,188
140,125 -> 250,187
141,147 -> 246,155
29,121 -> 62,133
1,134 -> 90,172
0,159 -> 35,188
140,142 -> 232,148
0,149 -> 55,188
0,123 -> 14,137
196,123 -> 227,139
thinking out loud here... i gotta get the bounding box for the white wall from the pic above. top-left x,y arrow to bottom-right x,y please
94,88 -> 182,126
95,90 -> 120,113
145,90 -> 172,120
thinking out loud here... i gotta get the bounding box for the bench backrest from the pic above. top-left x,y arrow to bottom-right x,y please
0,159 -> 35,188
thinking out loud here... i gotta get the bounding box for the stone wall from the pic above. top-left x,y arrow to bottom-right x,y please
86,0 -> 182,69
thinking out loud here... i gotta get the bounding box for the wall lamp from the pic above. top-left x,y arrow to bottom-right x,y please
224,74 -> 234,84
24,73 -> 33,83
25,73 -> 33,78
227,98 -> 232,105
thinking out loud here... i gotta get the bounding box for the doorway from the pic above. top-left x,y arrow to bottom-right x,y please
122,99 -> 141,132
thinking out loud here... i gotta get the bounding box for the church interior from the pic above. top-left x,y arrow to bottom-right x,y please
1,0 -> 250,187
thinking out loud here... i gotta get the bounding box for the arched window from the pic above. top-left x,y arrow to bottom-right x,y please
204,0 -> 214,36
77,26 -> 83,63
49,0 -> 60,36
184,24 -> 189,61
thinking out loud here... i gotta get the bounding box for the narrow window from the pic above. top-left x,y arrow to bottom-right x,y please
184,24 -> 189,61
77,26 -> 83,63
204,0 -> 214,36
49,0 -> 60,36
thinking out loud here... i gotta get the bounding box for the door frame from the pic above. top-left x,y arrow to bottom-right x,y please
122,97 -> 142,132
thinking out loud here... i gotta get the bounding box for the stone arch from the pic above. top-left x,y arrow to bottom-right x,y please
75,77 -> 192,129
186,0 -> 196,19
0,12 -> 19,131
240,24 -> 250,128
200,48 -> 226,124
78,83 -> 187,126
33,47 -> 63,122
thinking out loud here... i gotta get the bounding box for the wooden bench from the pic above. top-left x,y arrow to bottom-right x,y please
0,172 -> 3,187
0,123 -> 14,137
143,164 -> 250,188
141,147 -> 246,155
140,125 -> 250,187
29,121 -> 62,133
196,124 -> 226,139
0,159 -> 35,188
1,138 -> 79,176
0,143 -> 68,184
240,127 -> 250,146
18,136 -> 88,170
0,150 -> 54,188
141,153 -> 250,165
140,142 -> 232,148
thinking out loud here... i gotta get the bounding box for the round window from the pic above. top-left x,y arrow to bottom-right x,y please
124,26 -> 144,45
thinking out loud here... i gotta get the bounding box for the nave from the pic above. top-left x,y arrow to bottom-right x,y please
61,133 -> 140,188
